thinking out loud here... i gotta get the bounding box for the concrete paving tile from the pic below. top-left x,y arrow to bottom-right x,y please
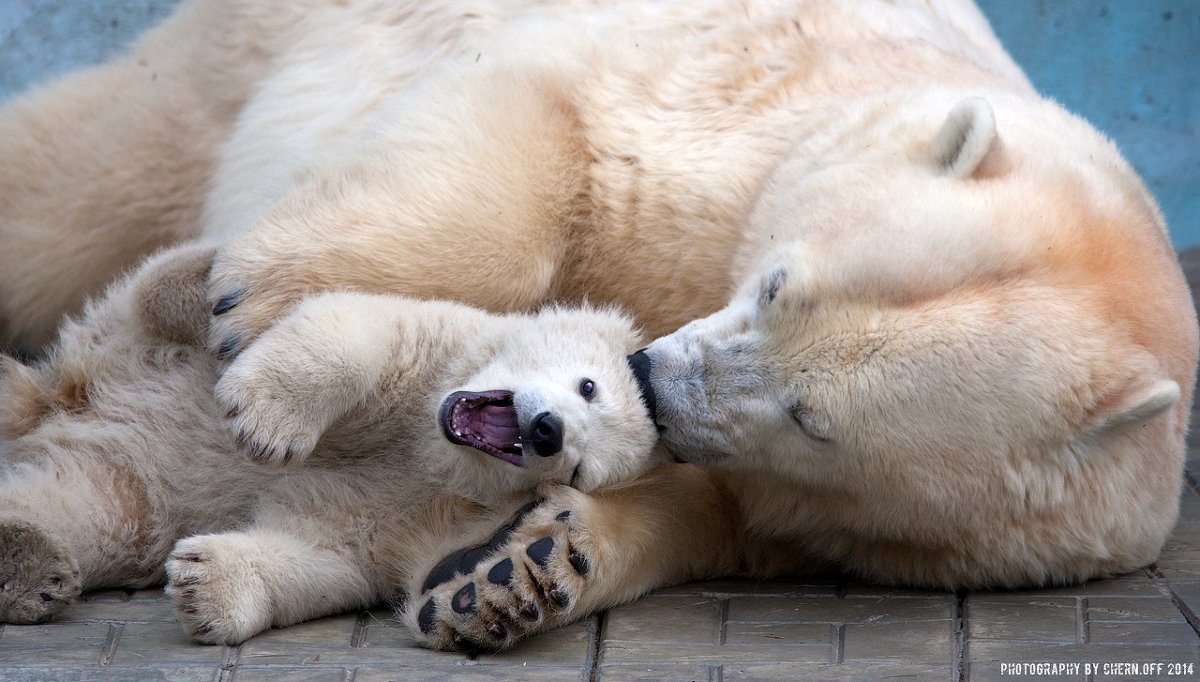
355,666 -> 586,681
1001,574 -> 1161,598
604,596 -> 721,644
231,667 -> 348,682
599,640 -> 831,664
1154,559 -> 1200,583
968,640 -> 1200,663
1086,597 -> 1188,623
969,662 -> 1086,682
968,597 -> 1078,642
56,599 -> 181,624
727,595 -> 952,623
722,662 -> 950,680
842,584 -> 955,599
1087,621 -> 1198,646
0,665 -> 218,681
650,578 -> 839,598
0,622 -> 110,664
597,664 -> 716,681
244,614 -> 357,647
722,621 -> 831,647
108,623 -> 225,665
841,619 -> 954,662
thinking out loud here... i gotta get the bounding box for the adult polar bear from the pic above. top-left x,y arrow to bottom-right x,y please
0,0 -> 1194,651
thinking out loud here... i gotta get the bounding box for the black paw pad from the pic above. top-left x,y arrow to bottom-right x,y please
417,599 -> 437,634
487,557 -> 514,586
451,583 -> 476,614
568,551 -> 589,576
212,290 -> 244,316
526,537 -> 555,567
39,592 -> 53,603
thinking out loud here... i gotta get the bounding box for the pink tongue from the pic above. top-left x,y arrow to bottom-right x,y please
476,405 -> 519,445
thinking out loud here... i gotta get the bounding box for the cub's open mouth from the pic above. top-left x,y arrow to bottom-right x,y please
440,390 -> 524,465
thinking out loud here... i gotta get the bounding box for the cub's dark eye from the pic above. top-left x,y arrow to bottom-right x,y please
579,379 -> 596,401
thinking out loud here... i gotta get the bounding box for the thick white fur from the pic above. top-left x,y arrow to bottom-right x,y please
0,0 -> 1195,651
0,246 -> 657,643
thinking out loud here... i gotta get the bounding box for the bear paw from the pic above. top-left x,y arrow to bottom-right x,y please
165,535 -> 272,645
207,242 -> 309,362
215,351 -> 327,466
409,486 -> 597,652
0,516 -> 82,624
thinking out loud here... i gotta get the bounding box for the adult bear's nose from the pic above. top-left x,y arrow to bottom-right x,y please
530,412 -> 564,457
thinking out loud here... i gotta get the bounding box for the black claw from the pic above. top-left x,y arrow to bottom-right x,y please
487,621 -> 507,638
451,583 -> 476,614
183,606 -> 197,614
568,551 -> 589,576
519,601 -> 539,620
212,290 -> 244,316
181,589 -> 196,599
487,558 -> 514,586
549,588 -> 569,607
417,599 -> 437,634
226,407 -> 240,420
555,510 -> 571,522
217,335 -> 241,360
50,576 -> 63,586
526,537 -> 555,567
39,592 -> 54,603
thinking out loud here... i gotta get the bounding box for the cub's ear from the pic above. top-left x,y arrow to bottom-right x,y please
1085,377 -> 1180,436
132,244 -> 217,346
0,355 -> 52,438
931,97 -> 1008,179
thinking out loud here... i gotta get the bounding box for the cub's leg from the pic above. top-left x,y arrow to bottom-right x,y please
0,459 -> 169,623
215,292 -> 485,464
409,467 -> 777,651
207,65 -> 589,357
0,0 -> 276,352
165,510 -> 384,644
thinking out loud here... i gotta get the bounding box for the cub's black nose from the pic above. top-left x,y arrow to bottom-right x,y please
530,412 -> 564,457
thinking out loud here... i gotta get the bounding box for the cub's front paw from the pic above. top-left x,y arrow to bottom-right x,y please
165,535 -> 271,645
0,517 -> 82,624
408,486 -> 598,652
215,342 -> 329,466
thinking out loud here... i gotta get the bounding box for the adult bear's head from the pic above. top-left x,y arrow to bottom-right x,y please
637,94 -> 1197,584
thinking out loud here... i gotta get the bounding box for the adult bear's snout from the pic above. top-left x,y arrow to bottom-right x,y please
529,411 -> 563,457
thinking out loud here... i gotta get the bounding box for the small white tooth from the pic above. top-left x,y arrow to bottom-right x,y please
455,431 -> 462,437
460,397 -> 466,403
514,443 -> 523,450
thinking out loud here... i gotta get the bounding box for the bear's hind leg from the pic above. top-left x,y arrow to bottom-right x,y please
166,527 -> 380,645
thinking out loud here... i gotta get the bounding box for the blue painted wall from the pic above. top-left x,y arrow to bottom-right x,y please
2,1 -> 1197,247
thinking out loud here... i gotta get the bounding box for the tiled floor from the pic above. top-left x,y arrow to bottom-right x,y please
3,507 -> 1200,682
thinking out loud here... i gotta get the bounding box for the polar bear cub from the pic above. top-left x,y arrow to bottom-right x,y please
0,244 -> 658,644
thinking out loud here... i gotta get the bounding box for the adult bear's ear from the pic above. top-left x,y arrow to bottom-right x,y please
1084,376 -> 1180,437
931,97 -> 1008,179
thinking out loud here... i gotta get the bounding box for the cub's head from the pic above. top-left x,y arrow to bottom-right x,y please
438,306 -> 659,495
